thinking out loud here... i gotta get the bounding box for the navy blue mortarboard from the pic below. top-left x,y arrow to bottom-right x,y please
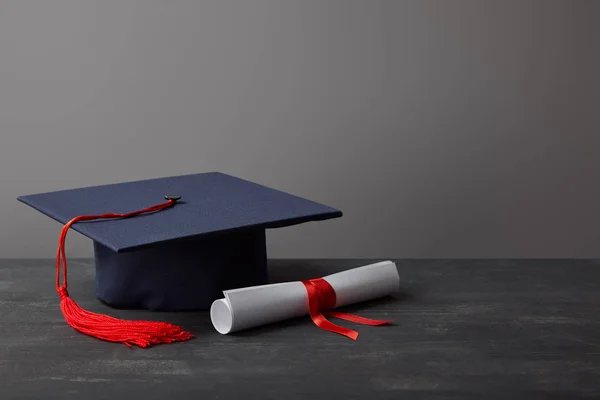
17,172 -> 342,347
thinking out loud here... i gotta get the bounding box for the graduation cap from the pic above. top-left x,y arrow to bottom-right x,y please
17,172 -> 342,347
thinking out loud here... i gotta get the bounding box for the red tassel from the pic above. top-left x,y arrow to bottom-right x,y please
55,199 -> 194,348
58,287 -> 193,348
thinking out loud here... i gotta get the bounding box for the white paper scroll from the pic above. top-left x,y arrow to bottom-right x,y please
210,261 -> 399,334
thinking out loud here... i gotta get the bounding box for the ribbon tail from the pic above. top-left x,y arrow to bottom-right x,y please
325,311 -> 392,326
309,311 -> 359,341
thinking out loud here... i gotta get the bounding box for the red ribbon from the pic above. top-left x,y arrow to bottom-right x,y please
301,278 -> 392,340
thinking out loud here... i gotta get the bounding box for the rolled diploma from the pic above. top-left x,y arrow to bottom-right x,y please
210,261 -> 399,334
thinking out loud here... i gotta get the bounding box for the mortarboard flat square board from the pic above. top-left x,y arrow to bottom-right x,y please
17,172 -> 342,311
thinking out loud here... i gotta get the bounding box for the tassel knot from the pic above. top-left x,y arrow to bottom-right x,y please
58,286 -> 69,300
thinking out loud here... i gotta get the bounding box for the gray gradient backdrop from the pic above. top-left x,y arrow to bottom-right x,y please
1,0 -> 599,259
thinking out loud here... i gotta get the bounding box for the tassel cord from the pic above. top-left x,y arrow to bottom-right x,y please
54,199 -> 193,348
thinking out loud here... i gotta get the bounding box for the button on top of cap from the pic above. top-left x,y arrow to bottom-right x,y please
164,195 -> 182,201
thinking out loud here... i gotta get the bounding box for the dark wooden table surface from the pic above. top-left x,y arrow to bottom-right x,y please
1,259 -> 599,399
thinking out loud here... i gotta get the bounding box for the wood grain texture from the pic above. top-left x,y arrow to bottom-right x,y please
1,259 -> 599,399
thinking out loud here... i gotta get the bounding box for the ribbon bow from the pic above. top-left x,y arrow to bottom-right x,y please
301,278 -> 392,340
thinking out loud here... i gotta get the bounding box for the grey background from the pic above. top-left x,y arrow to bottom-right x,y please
1,0 -> 598,259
